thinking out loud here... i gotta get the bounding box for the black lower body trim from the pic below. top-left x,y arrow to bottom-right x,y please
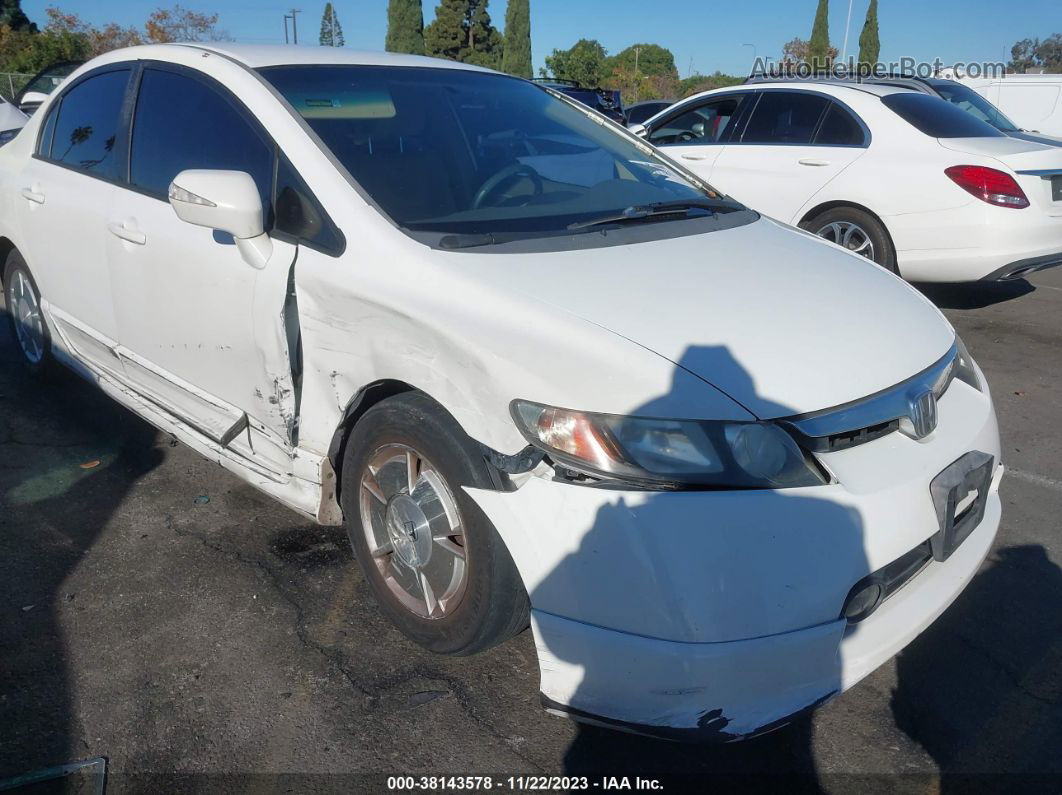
980,252 -> 1062,281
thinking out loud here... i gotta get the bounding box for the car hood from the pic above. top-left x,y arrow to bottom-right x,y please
452,217 -> 955,419
938,136 -> 1062,171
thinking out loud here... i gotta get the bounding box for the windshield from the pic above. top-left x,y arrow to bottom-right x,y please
23,62 -> 80,96
260,65 -> 742,244
934,82 -> 1020,132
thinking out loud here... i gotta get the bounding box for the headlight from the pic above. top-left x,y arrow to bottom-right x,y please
511,400 -> 827,489
0,128 -> 21,147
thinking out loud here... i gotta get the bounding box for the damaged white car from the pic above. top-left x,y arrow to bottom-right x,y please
0,45 -> 1003,740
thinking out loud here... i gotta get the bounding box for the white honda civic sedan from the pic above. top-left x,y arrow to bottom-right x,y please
634,81 -> 1062,282
0,45 -> 1003,740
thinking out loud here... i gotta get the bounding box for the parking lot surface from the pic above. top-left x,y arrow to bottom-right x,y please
2,268 -> 1061,792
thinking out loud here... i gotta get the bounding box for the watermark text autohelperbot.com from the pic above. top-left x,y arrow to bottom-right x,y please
750,57 -> 1006,79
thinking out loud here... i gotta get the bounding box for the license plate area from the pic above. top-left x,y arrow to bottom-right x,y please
929,451 -> 995,562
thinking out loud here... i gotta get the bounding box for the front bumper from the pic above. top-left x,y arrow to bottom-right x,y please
468,379 -> 1002,738
531,487 -> 999,740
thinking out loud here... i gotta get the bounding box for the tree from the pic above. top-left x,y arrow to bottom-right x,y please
605,43 -> 676,79
44,8 -> 141,58
386,0 -> 425,55
424,0 -> 502,68
807,0 -> 832,70
319,2 -> 344,46
542,38 -> 606,86
500,0 -> 530,78
1009,34 -> 1062,73
0,0 -> 35,32
678,71 -> 743,98
145,5 -> 229,43
781,36 -> 837,68
857,0 -> 879,65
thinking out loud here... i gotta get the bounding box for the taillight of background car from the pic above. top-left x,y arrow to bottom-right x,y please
944,165 -> 1030,209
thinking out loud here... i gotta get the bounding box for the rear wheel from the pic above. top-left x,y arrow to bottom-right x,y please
341,392 -> 529,655
4,251 -> 58,377
803,206 -> 897,274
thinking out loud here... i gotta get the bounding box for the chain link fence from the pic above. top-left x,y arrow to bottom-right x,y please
1,73 -> 35,102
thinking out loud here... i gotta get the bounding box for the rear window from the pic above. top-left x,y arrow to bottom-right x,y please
882,93 -> 1005,138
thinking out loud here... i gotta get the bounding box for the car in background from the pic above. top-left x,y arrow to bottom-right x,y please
0,44 -> 1003,741
940,70 -> 1062,139
748,74 -> 1061,147
14,60 -> 83,116
624,99 -> 675,126
0,96 -> 27,146
533,77 -> 625,123
635,81 -> 1062,282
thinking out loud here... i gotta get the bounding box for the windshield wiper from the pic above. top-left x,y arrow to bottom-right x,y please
566,199 -> 737,231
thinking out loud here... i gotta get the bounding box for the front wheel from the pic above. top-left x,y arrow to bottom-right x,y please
802,207 -> 898,274
341,393 -> 529,655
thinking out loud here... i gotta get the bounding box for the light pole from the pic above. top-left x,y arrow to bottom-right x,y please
742,43 -> 757,74
841,0 -> 854,65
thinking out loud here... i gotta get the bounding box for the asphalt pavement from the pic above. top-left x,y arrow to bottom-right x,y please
2,267 -> 1060,793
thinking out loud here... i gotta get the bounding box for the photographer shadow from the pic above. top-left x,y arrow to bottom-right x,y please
527,345 -> 870,786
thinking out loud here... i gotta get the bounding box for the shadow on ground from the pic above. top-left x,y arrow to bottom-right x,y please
0,316 -> 164,778
916,279 -> 1034,310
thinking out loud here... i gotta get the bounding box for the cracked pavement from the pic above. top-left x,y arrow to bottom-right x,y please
2,267 -> 1061,791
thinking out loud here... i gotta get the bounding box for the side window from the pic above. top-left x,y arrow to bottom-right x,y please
36,102 -> 59,158
648,96 -> 746,146
740,91 -> 830,144
274,156 -> 344,255
46,69 -> 130,179
130,68 -> 273,206
814,103 -> 866,146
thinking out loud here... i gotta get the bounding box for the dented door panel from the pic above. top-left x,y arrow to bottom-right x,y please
106,189 -> 300,472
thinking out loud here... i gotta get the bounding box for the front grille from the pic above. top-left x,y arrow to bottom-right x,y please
781,343 -> 958,454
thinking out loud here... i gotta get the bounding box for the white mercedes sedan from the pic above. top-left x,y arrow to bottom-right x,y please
0,45 -> 1002,740
634,81 -> 1062,282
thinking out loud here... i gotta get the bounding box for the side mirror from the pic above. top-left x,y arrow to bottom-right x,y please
627,122 -> 648,138
168,169 -> 272,268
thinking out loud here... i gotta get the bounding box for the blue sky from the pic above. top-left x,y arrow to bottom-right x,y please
21,0 -> 1059,76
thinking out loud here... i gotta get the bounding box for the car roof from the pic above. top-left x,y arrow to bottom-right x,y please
98,42 -> 496,73
738,80 -> 914,98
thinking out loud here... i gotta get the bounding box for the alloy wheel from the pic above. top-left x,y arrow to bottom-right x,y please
358,444 -> 468,619
8,269 -> 45,364
815,220 -> 876,261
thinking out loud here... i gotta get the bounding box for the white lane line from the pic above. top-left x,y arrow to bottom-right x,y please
1006,468 -> 1062,493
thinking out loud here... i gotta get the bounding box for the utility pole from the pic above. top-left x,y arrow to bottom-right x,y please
284,8 -> 301,44
633,46 -> 641,76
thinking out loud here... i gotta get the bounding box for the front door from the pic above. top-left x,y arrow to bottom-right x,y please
15,67 -> 132,375
107,64 -> 298,473
646,93 -> 751,182
709,91 -> 868,222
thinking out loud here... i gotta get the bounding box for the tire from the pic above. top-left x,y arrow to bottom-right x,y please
3,250 -> 59,377
802,206 -> 898,274
340,392 -> 529,655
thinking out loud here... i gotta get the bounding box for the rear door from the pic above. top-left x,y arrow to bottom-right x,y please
107,64 -> 299,473
645,93 -> 751,181
709,90 -> 868,222
14,66 -> 131,375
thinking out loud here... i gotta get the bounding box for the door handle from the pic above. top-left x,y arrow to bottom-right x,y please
20,187 -> 45,204
798,158 -> 831,167
680,153 -> 710,161
108,222 -> 147,246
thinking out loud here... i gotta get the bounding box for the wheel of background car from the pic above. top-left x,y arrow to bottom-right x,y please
341,392 -> 529,655
3,250 -> 58,377
471,163 -> 544,210
803,206 -> 898,274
